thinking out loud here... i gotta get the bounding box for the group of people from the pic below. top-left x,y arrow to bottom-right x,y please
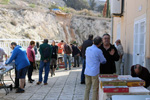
0,38 -> 82,93
80,34 -> 150,100
0,34 -> 150,98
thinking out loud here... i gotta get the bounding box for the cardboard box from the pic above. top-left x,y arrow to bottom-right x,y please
118,77 -> 145,87
103,86 -> 129,93
100,78 -> 127,88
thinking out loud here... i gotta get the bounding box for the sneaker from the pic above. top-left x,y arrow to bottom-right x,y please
44,83 -> 48,85
36,82 -> 41,85
69,68 -> 71,70
16,88 -> 25,93
65,68 -> 67,70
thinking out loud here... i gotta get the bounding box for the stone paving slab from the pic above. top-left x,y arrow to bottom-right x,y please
0,67 -> 93,100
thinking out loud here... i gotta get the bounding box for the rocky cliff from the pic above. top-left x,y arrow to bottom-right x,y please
0,6 -> 111,45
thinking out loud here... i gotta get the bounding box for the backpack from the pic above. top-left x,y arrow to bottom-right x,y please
43,46 -> 51,59
65,45 -> 72,54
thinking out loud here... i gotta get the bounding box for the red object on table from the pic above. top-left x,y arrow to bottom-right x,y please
103,86 -> 129,93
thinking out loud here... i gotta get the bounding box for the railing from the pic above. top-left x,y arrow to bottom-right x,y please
0,39 -> 61,61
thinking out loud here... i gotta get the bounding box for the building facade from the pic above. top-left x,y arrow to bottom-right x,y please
112,0 -> 150,74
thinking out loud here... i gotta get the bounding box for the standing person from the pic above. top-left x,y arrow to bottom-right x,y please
5,42 -> 30,93
84,36 -> 106,100
115,39 -> 124,75
0,48 -> 7,63
50,40 -> 58,77
37,39 -> 52,85
71,43 -> 80,67
27,41 -> 35,83
81,34 -> 93,84
34,42 -> 40,55
57,40 -> 64,54
63,43 -> 72,70
99,34 -> 119,74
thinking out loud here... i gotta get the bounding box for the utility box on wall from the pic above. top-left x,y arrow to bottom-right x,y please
111,0 -> 124,16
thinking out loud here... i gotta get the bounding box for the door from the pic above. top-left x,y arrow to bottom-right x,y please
133,18 -> 146,66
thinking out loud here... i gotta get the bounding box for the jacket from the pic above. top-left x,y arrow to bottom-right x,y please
72,45 -> 80,57
131,66 -> 150,88
39,43 -> 52,61
81,39 -> 93,59
51,45 -> 58,59
27,45 -> 35,62
99,44 -> 119,74
5,45 -> 30,71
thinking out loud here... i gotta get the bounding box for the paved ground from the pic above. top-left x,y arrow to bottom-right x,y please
0,67 -> 91,100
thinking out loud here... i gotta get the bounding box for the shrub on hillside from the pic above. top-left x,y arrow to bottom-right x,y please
63,0 -> 90,10
49,4 -> 59,10
0,0 -> 10,4
29,4 -> 36,8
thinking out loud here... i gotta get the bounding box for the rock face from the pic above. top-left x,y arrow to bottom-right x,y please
0,8 -> 111,45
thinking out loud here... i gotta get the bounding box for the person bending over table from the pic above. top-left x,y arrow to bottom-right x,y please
0,47 -> 7,62
131,64 -> 150,88
5,42 -> 30,93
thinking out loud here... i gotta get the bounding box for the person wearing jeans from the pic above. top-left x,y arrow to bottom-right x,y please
37,39 -> 52,85
81,59 -> 85,83
84,36 -> 106,100
64,53 -> 71,70
63,43 -> 72,70
39,61 -> 50,83
81,35 -> 93,84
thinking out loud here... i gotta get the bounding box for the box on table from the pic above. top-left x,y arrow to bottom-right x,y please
103,86 -> 129,93
99,74 -> 118,78
118,77 -> 145,87
100,78 -> 127,88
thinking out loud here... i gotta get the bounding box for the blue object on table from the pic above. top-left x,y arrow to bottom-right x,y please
112,95 -> 150,100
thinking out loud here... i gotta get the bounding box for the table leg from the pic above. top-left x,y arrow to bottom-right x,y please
0,75 -> 9,95
9,71 -> 15,84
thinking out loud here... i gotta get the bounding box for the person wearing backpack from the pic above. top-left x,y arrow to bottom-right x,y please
37,39 -> 52,85
63,43 -> 72,70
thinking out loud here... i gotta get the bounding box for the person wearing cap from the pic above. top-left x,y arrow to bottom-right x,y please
115,39 -> 124,75
131,64 -> 150,88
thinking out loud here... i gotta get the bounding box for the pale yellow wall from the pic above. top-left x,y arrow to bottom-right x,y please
112,0 -> 150,73
113,0 -> 149,55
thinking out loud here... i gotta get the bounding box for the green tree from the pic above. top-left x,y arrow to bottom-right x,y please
89,0 -> 96,10
63,0 -> 90,10
97,4 -> 104,12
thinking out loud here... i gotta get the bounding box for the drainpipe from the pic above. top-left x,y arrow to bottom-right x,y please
111,16 -> 114,44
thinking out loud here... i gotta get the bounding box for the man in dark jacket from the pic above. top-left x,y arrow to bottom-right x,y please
71,44 -> 80,67
131,64 -> 150,88
81,34 -> 93,84
99,33 -> 119,74
37,39 -> 52,85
